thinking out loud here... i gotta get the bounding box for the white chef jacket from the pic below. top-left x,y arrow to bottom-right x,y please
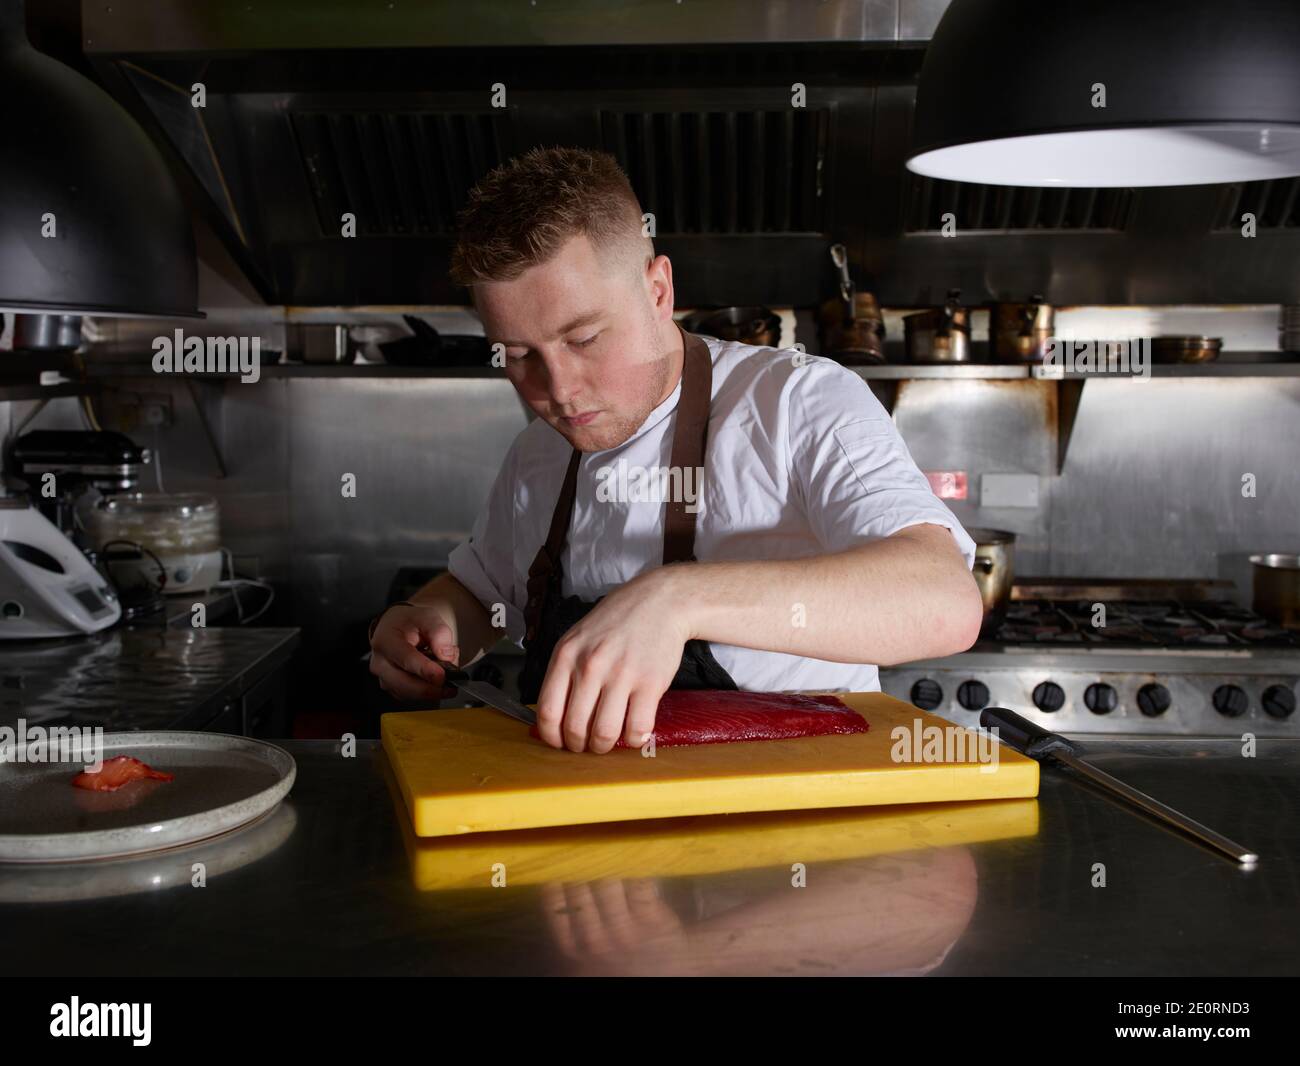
447,333 -> 976,693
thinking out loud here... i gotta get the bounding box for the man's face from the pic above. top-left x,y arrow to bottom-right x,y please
475,234 -> 678,453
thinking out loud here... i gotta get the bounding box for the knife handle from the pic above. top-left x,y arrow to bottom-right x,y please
428,656 -> 468,684
979,706 -> 1079,760
413,646 -> 468,688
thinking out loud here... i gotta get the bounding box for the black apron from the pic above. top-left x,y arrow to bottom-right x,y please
517,324 -> 738,705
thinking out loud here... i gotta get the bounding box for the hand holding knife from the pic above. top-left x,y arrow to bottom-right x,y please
419,647 -> 538,727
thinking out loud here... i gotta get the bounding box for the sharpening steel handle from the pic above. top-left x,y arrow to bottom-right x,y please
980,706 -> 1080,760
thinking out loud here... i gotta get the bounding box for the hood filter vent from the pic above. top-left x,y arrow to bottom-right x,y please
1213,179 -> 1300,231
290,110 -> 510,237
904,176 -> 1135,234
600,109 -> 828,236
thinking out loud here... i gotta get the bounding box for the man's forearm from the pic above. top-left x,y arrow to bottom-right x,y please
409,572 -> 499,664
662,523 -> 983,667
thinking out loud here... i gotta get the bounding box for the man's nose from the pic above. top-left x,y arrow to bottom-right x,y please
541,350 -> 582,405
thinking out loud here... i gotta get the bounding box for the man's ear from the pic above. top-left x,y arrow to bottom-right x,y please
646,253 -> 674,316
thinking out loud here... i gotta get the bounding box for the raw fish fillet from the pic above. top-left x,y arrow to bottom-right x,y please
531,689 -> 868,748
71,755 -> 175,792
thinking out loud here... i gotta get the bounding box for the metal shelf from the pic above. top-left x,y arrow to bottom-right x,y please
846,364 -> 1029,380
82,360 -> 500,379
0,382 -> 99,401
1031,356 -> 1300,380
84,356 -> 1300,382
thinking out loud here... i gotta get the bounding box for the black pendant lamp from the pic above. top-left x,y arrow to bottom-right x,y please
908,0 -> 1300,187
0,0 -> 200,318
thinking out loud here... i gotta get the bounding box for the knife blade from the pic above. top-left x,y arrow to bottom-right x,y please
981,706 -> 1258,866
423,653 -> 537,727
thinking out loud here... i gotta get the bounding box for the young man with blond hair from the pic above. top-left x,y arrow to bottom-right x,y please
369,146 -> 982,753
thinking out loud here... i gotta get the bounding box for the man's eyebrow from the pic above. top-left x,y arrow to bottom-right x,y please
495,311 -> 604,347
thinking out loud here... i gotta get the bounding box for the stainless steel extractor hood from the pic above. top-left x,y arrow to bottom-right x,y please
76,0 -> 1300,308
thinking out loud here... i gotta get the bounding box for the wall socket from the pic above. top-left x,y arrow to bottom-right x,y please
119,392 -> 174,431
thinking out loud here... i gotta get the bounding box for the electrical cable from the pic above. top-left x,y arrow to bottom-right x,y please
213,546 -> 274,624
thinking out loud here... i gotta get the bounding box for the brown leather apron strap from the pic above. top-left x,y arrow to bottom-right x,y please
524,448 -> 581,643
662,327 -> 712,565
522,323 -> 712,642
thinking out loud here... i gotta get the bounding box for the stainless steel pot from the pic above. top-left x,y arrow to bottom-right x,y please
968,528 -> 1016,625
286,323 -> 356,364
991,297 -> 1054,363
1249,554 -> 1300,630
904,289 -> 970,363
680,306 -> 780,348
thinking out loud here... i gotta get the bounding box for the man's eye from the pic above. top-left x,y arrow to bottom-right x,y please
573,333 -> 600,348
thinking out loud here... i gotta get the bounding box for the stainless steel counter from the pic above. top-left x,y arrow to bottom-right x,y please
1,734 -> 1296,976
0,626 -> 300,733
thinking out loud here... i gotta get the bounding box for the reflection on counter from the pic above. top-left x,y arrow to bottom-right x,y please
383,752 -> 1035,976
0,801 -> 297,904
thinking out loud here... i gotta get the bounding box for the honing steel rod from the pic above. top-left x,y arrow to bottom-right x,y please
980,706 -> 1258,866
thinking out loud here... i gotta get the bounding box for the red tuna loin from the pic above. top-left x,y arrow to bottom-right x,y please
531,689 -> 868,748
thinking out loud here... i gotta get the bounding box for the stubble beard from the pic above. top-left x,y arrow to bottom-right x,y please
555,346 -> 674,453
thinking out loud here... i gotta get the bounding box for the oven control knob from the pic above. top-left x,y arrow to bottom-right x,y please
1032,681 -> 1065,712
1137,683 -> 1171,717
1262,684 -> 1296,719
1083,683 -> 1118,715
910,679 -> 944,711
1212,684 -> 1249,718
956,680 -> 990,711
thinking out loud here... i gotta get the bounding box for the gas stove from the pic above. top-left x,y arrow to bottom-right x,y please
990,598 -> 1297,649
880,594 -> 1300,737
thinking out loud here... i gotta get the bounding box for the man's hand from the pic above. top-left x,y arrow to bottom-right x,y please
369,604 -> 461,703
532,525 -> 980,753
535,567 -> 690,754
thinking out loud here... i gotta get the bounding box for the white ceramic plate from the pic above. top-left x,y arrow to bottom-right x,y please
0,732 -> 296,862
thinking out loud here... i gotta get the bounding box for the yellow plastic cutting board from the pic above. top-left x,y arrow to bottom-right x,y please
388,761 -> 1039,891
381,691 -> 1039,838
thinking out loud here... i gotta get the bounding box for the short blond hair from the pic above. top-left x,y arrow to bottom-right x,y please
449,146 -> 651,288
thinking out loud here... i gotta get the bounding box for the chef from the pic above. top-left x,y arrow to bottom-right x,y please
369,147 -> 983,754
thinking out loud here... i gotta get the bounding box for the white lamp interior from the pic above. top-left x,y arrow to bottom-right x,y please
908,126 -> 1300,187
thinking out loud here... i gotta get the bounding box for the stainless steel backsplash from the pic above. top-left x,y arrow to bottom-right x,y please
3,308 -> 1297,657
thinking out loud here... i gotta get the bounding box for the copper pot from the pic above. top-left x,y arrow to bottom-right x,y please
1249,554 -> 1300,630
1151,335 -> 1221,364
819,292 -> 885,365
822,243 -> 886,364
991,297 -> 1055,363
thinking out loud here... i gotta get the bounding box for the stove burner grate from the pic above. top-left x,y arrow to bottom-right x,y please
991,599 -> 1298,649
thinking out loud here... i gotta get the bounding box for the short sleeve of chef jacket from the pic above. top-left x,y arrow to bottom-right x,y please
446,441 -> 528,646
785,355 -> 976,567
